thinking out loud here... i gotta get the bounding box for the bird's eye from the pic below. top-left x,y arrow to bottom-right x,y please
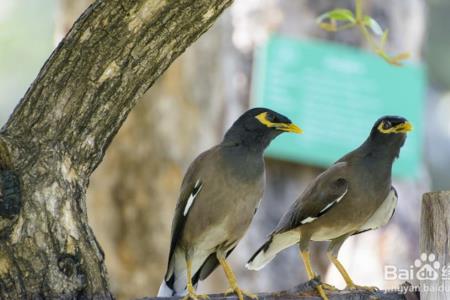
266,113 -> 275,122
383,121 -> 392,129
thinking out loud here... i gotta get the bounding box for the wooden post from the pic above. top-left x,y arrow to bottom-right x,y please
420,191 -> 450,300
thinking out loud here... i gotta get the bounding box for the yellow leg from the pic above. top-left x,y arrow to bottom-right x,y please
182,259 -> 209,300
299,251 -> 329,300
217,252 -> 257,300
321,282 -> 339,292
327,253 -> 378,292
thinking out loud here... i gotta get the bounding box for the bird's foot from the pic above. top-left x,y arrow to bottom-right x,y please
224,287 -> 258,300
182,289 -> 210,300
182,293 -> 209,300
346,283 -> 379,292
314,284 -> 329,300
321,282 -> 339,291
309,275 -> 331,299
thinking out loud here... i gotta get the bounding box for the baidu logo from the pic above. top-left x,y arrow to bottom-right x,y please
384,253 -> 450,282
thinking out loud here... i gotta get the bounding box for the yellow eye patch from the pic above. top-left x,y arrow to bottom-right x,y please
255,112 -> 276,127
255,112 -> 303,134
377,121 -> 413,134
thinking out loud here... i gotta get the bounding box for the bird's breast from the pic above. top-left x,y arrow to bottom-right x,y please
357,187 -> 398,232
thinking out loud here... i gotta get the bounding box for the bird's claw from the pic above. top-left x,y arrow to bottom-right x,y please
321,282 -> 339,291
346,284 -> 379,292
309,275 -> 330,300
315,284 -> 329,300
183,293 -> 209,300
224,287 -> 258,300
182,290 -> 210,300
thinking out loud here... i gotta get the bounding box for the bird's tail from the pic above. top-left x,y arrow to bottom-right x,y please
158,251 -> 188,297
246,230 -> 300,271
157,280 -> 178,297
158,250 -> 204,297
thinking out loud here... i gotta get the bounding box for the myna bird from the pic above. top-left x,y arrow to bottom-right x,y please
158,108 -> 302,300
246,116 -> 412,300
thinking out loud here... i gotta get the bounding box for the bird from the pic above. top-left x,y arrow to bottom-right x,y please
246,116 -> 412,300
157,107 -> 302,300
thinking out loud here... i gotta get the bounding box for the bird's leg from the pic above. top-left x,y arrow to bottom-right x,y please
216,252 -> 257,300
183,258 -> 209,300
320,282 -> 340,291
327,252 -> 378,292
299,251 -> 329,300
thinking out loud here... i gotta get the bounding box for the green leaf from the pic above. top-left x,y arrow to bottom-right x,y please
363,16 -> 383,36
318,22 -> 337,32
317,9 -> 355,24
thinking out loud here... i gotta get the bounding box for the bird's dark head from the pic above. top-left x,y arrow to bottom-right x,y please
223,107 -> 302,150
367,115 -> 413,157
371,115 -> 412,137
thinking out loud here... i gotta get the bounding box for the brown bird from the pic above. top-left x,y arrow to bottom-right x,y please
247,116 -> 412,300
158,108 -> 302,300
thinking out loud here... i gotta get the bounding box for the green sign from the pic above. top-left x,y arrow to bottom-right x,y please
252,35 -> 425,178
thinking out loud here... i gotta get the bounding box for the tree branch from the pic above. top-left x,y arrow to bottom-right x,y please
3,0 -> 232,177
139,281 -> 419,300
0,1 -> 233,298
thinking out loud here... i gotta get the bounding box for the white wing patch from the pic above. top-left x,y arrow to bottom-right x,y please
183,180 -> 203,216
319,188 -> 348,214
300,216 -> 317,224
300,187 -> 348,225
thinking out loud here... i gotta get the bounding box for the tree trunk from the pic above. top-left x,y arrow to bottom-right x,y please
420,192 -> 450,300
86,15 -> 230,300
55,1 -> 229,298
0,0 -> 232,298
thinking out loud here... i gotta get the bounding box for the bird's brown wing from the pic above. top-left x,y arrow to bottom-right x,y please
165,147 -> 217,278
274,162 -> 349,233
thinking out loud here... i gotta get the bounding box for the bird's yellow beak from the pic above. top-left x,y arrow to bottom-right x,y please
395,121 -> 413,133
276,123 -> 303,134
255,112 -> 303,134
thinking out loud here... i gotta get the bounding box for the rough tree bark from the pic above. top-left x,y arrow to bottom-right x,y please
86,15 -> 230,300
55,1 -> 229,298
0,0 -> 232,298
420,192 -> 450,300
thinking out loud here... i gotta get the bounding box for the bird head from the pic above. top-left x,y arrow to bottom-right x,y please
368,115 -> 413,155
223,107 -> 302,150
374,116 -> 413,135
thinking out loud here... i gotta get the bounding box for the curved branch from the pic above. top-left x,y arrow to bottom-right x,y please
0,1 -> 233,298
3,0 -> 232,176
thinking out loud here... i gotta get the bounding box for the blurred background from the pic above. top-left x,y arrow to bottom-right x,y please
1,0 -> 449,299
